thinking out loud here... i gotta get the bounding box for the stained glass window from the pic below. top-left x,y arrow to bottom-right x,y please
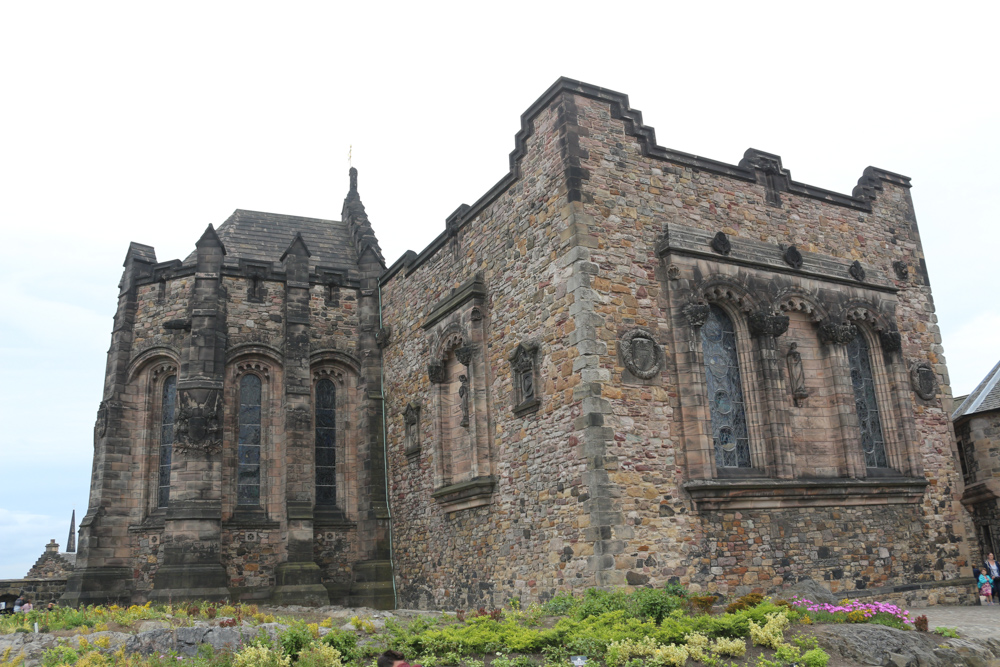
701,305 -> 751,468
237,374 -> 262,506
846,330 -> 888,468
315,379 -> 337,506
157,376 -> 176,508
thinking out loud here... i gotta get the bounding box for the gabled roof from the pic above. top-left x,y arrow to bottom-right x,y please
953,359 -> 1000,420
183,210 -> 357,272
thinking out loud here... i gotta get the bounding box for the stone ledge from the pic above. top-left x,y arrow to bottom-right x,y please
421,275 -> 487,330
960,479 -> 1000,507
684,476 -> 928,510
513,398 -> 540,417
431,476 -> 496,514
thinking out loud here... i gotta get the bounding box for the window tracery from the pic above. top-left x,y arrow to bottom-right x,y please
158,375 -> 177,508
237,374 -> 262,506
315,378 -> 337,506
846,331 -> 888,468
700,305 -> 751,469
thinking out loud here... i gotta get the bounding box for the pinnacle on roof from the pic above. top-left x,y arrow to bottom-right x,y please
341,168 -> 385,267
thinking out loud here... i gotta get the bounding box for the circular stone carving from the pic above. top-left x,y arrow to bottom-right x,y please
910,361 -> 939,400
620,328 -> 663,379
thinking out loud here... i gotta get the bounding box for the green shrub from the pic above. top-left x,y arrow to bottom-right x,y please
295,644 -> 343,667
542,594 -> 578,616
320,630 -> 360,662
233,645 -> 290,667
279,624 -> 315,660
801,648 -> 831,667
41,647 -> 80,667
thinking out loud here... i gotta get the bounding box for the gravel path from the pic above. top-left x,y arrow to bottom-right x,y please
907,604 -> 1000,641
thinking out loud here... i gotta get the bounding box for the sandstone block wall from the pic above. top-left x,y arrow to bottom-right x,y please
380,81 -> 974,609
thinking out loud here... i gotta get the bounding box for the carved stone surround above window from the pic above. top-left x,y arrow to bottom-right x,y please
421,273 -> 494,513
661,222 -> 925,508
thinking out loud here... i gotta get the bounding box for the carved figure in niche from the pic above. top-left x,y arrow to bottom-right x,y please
620,328 -> 662,380
520,367 -> 535,404
509,341 -> 540,414
458,375 -> 470,427
403,402 -> 420,454
786,343 -> 809,406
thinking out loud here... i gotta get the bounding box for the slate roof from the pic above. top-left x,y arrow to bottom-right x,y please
183,210 -> 358,272
953,359 -> 1000,420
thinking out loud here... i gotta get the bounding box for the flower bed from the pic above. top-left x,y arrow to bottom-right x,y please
0,588 -> 942,667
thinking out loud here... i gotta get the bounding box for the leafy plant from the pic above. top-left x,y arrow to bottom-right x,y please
914,615 -> 929,632
934,626 -> 959,638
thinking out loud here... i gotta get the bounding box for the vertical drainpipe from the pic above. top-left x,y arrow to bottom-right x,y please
378,278 -> 399,608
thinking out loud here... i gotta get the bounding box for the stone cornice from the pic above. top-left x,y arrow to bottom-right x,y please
659,222 -> 897,293
684,476 -> 927,510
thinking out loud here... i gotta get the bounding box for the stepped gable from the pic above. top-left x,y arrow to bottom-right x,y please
182,209 -> 358,272
25,541 -> 75,579
954,359 -> 1000,420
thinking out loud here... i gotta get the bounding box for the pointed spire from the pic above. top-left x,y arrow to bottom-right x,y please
280,232 -> 312,262
67,509 -> 76,553
341,168 -> 385,267
195,223 -> 227,254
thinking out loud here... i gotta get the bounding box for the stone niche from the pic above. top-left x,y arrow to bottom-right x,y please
421,274 -> 496,513
659,222 -> 926,510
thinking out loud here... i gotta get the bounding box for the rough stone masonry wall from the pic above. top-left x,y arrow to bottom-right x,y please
381,99 -> 597,609
132,278 -> 191,359
567,93 -> 973,597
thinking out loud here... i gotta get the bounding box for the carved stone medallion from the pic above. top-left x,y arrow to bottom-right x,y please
666,264 -> 680,281
783,245 -> 803,270
849,260 -> 866,282
620,328 -> 662,380
910,361 -> 938,400
710,232 -> 732,256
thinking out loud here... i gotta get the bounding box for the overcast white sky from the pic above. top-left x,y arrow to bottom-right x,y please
2,1 -> 998,578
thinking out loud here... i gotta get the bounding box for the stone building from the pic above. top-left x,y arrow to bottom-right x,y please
954,360 -> 1000,562
67,78 -> 975,608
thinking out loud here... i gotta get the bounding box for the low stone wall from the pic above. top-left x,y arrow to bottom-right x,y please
0,579 -> 68,606
838,578 -> 978,608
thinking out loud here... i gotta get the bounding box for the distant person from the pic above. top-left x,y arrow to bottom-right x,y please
985,553 -> 1000,602
378,650 -> 422,667
20,599 -> 33,613
13,597 -> 23,613
979,570 -> 994,604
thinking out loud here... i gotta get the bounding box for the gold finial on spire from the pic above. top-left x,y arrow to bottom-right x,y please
348,144 -> 352,168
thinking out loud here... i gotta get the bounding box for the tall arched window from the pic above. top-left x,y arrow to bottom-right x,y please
315,379 -> 337,506
158,376 -> 177,508
846,330 -> 888,468
701,305 -> 751,469
237,374 -> 262,506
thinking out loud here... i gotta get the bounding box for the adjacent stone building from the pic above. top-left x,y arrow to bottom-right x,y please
67,78 -> 976,609
954,360 -> 1000,562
